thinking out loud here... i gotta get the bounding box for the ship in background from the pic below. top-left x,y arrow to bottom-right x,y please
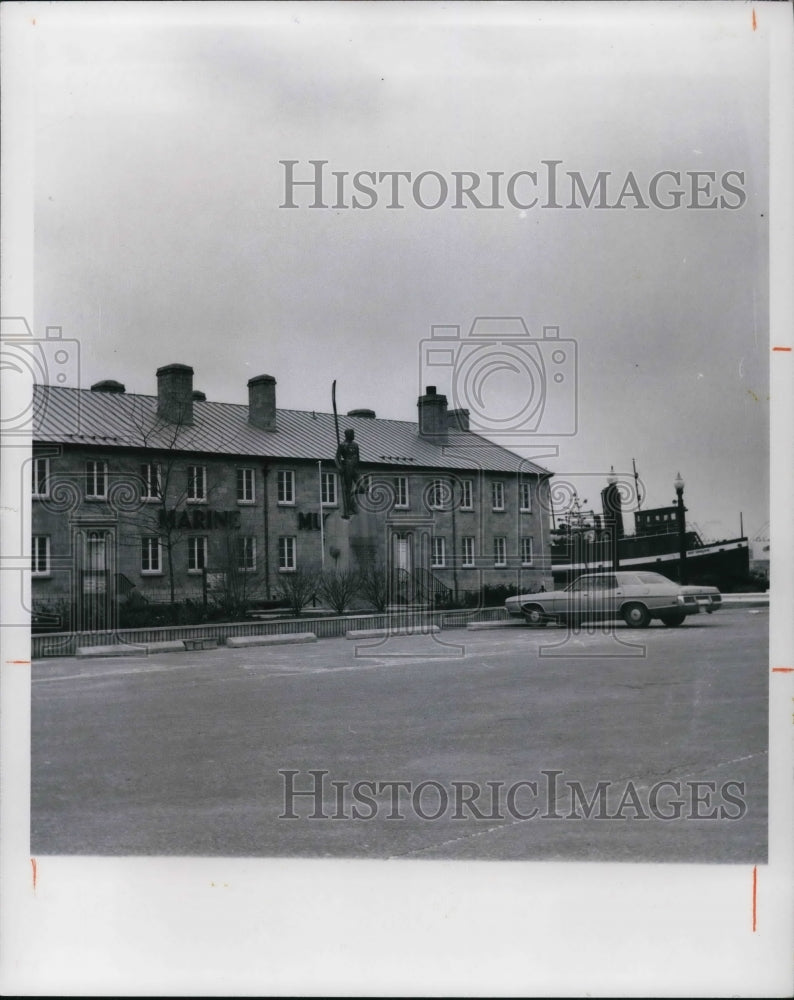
550,462 -> 753,592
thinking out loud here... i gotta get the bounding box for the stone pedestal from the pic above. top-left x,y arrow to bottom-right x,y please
326,508 -> 383,572
348,507 -> 382,569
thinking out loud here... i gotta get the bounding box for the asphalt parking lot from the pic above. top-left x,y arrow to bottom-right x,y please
31,609 -> 768,862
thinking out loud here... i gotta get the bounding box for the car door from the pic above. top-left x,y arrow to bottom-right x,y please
593,574 -> 620,619
562,575 -> 590,621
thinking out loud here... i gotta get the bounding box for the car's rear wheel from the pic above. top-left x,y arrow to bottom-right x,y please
523,604 -> 548,627
659,611 -> 686,627
622,602 -> 651,628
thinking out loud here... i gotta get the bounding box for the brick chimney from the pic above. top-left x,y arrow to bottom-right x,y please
417,386 -> 448,443
156,364 -> 194,425
248,374 -> 277,431
447,408 -> 470,431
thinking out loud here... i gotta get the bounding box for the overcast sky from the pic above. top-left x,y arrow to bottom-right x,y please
32,2 -> 770,546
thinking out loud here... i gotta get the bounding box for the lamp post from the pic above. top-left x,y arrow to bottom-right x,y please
606,465 -> 620,572
674,472 -> 687,585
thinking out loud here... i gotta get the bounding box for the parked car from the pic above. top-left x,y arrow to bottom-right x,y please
505,571 -> 722,628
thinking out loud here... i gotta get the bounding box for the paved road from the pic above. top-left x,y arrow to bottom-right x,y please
31,610 -> 768,862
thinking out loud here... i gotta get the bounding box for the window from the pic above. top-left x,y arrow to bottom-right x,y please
237,468 -> 255,504
569,575 -> 618,592
520,481 -> 532,512
428,478 -> 446,510
32,457 -> 49,498
394,476 -> 409,509
85,460 -> 107,499
321,472 -> 337,506
277,469 -> 295,505
491,481 -> 505,511
462,536 -> 475,568
494,536 -> 507,566
32,536 -> 50,576
460,479 -> 473,510
238,536 -> 256,572
188,536 -> 208,573
140,537 -> 162,574
278,536 -> 296,571
431,536 -> 446,568
521,536 -> 534,566
187,465 -> 207,503
140,462 -> 161,502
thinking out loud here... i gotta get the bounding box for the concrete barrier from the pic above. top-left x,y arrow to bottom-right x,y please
467,620 -> 527,631
346,625 -> 441,639
226,633 -> 317,648
182,637 -> 219,651
720,594 -> 768,609
76,644 -> 146,659
75,640 -> 186,658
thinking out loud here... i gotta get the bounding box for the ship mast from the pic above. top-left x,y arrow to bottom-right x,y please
632,458 -> 643,510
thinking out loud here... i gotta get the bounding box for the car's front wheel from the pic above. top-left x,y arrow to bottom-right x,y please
659,611 -> 686,627
523,604 -> 548,627
622,602 -> 651,628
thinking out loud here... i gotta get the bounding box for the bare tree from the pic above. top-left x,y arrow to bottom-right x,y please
275,569 -> 321,617
115,401 -> 222,610
357,557 -> 390,613
319,568 -> 360,614
215,526 -> 267,618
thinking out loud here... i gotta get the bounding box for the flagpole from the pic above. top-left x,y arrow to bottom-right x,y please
318,460 -> 325,569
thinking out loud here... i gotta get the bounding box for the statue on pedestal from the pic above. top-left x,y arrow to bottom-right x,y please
335,427 -> 360,520
332,380 -> 363,520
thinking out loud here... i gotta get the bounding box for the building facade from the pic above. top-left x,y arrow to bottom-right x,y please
30,364 -> 554,630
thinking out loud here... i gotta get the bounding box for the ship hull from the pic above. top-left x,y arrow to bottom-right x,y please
552,537 -> 750,591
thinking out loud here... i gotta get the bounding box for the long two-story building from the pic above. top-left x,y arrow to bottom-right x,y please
30,363 -> 554,630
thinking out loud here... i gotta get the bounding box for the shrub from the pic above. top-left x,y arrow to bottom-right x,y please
319,569 -> 360,615
357,560 -> 390,613
275,569 -> 321,616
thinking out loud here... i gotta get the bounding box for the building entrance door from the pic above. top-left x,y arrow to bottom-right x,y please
390,531 -> 412,604
73,524 -> 116,632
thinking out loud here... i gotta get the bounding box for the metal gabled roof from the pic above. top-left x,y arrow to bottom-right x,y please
32,384 -> 551,476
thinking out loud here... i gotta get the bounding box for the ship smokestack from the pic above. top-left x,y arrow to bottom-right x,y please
601,467 -> 624,538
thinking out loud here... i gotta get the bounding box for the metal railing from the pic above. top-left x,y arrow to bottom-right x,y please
31,605 -> 511,658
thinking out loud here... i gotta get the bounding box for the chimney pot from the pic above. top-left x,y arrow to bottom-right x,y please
90,379 -> 126,394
